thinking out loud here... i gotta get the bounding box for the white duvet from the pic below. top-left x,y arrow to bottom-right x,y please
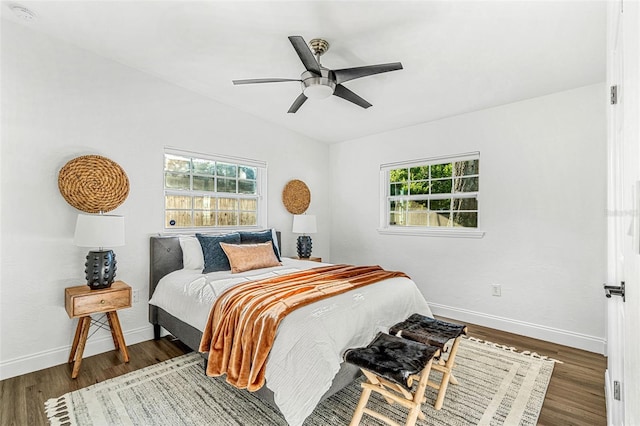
149,258 -> 432,426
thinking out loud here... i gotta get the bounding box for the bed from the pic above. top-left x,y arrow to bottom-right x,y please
148,231 -> 433,426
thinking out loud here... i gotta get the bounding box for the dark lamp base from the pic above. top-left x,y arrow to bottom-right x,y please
296,235 -> 313,259
85,250 -> 117,290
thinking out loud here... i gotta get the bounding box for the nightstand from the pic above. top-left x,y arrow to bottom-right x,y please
65,281 -> 132,378
291,257 -> 322,262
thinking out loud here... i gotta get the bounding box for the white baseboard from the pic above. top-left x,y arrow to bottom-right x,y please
429,303 -> 606,354
0,325 -> 155,380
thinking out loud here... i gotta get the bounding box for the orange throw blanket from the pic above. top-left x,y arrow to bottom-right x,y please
199,264 -> 409,391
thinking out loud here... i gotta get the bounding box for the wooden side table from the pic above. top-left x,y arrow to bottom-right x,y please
291,257 -> 323,262
65,281 -> 132,378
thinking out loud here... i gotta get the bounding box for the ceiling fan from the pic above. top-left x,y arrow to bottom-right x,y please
232,36 -> 403,113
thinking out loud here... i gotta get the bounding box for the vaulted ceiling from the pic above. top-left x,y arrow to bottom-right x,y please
2,1 -> 606,143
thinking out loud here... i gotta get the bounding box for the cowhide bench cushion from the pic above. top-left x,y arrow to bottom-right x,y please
343,332 -> 439,389
389,314 -> 467,349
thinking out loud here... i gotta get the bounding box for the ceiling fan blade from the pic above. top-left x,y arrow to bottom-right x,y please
333,84 -> 372,109
332,62 -> 403,84
288,36 -> 321,76
232,78 -> 301,85
288,93 -> 308,113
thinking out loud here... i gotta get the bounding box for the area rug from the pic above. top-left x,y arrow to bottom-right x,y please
45,337 -> 555,426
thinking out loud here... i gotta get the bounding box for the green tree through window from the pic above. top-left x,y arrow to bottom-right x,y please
384,154 -> 479,229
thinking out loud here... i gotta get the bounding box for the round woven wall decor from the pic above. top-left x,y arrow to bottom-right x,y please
282,179 -> 311,214
58,155 -> 129,213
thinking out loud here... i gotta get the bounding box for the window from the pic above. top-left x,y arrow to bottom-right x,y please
379,152 -> 483,237
164,148 -> 267,230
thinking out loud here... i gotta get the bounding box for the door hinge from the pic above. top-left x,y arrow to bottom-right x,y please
611,85 -> 618,105
614,380 -> 621,401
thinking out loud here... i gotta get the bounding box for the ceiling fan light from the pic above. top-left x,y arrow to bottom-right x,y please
303,84 -> 334,100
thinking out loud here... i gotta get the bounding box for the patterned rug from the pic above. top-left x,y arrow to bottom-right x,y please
45,337 -> 555,426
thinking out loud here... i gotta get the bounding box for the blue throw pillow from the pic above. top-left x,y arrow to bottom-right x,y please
196,233 -> 241,273
239,229 -> 281,261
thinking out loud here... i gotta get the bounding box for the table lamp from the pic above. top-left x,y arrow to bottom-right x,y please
292,214 -> 317,258
74,213 -> 125,289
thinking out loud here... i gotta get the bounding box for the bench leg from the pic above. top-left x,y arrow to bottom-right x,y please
349,386 -> 372,426
434,335 -> 463,410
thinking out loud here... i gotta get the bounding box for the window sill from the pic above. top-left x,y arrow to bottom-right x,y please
377,227 -> 485,238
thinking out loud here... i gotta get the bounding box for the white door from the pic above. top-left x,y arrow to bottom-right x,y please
606,1 -> 640,425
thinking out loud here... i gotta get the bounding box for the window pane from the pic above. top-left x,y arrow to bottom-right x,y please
454,177 -> 479,192
407,199 -> 428,226
165,195 -> 192,209
409,166 -> 428,180
193,196 -> 215,209
193,159 -> 215,175
218,197 -> 237,210
452,197 -> 478,210
429,199 -> 451,211
165,172 -> 190,190
165,155 -> 190,173
407,199 -> 428,210
454,159 -> 479,176
193,176 -> 215,191
407,211 -> 428,226
240,198 -> 257,211
431,179 -> 452,194
165,211 -> 192,228
217,211 -> 237,226
216,163 -> 237,177
429,211 -> 451,227
389,168 -> 408,183
453,212 -> 478,227
409,181 -> 430,195
239,166 -> 256,180
238,180 -> 256,194
430,163 -> 452,179
240,212 -> 257,226
390,183 -> 407,196
217,178 -> 236,193
389,200 -> 407,225
194,211 -> 216,227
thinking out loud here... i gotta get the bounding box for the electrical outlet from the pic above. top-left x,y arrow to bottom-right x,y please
491,284 -> 501,297
133,289 -> 140,304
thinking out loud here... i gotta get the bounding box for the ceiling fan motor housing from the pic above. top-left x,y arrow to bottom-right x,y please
301,69 -> 336,99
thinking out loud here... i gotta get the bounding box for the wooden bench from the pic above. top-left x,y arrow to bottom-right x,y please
389,314 -> 467,411
345,332 -> 440,426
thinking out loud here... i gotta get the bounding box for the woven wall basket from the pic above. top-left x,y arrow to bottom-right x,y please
58,155 -> 129,213
282,179 -> 310,214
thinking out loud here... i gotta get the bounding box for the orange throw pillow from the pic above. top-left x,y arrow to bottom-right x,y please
220,242 -> 282,273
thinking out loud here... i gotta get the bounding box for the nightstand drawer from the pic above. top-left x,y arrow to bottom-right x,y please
65,281 -> 132,318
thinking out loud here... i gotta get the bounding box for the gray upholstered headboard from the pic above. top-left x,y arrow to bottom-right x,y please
149,231 -> 282,299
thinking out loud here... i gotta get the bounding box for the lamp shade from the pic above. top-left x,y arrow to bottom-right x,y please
292,214 -> 317,234
74,214 -> 125,248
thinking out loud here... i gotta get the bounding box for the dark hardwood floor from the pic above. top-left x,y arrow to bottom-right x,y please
0,320 -> 606,426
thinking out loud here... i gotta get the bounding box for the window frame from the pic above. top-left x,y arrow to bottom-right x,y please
378,151 -> 485,238
163,147 -> 268,232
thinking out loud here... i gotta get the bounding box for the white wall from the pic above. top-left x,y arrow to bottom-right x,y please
0,20 -> 330,379
0,18 -> 608,380
330,83 -> 607,353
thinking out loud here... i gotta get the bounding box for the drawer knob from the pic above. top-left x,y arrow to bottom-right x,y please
100,300 -> 105,304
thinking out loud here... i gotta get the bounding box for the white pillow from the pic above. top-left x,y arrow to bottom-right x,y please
271,228 -> 281,259
179,236 -> 204,270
